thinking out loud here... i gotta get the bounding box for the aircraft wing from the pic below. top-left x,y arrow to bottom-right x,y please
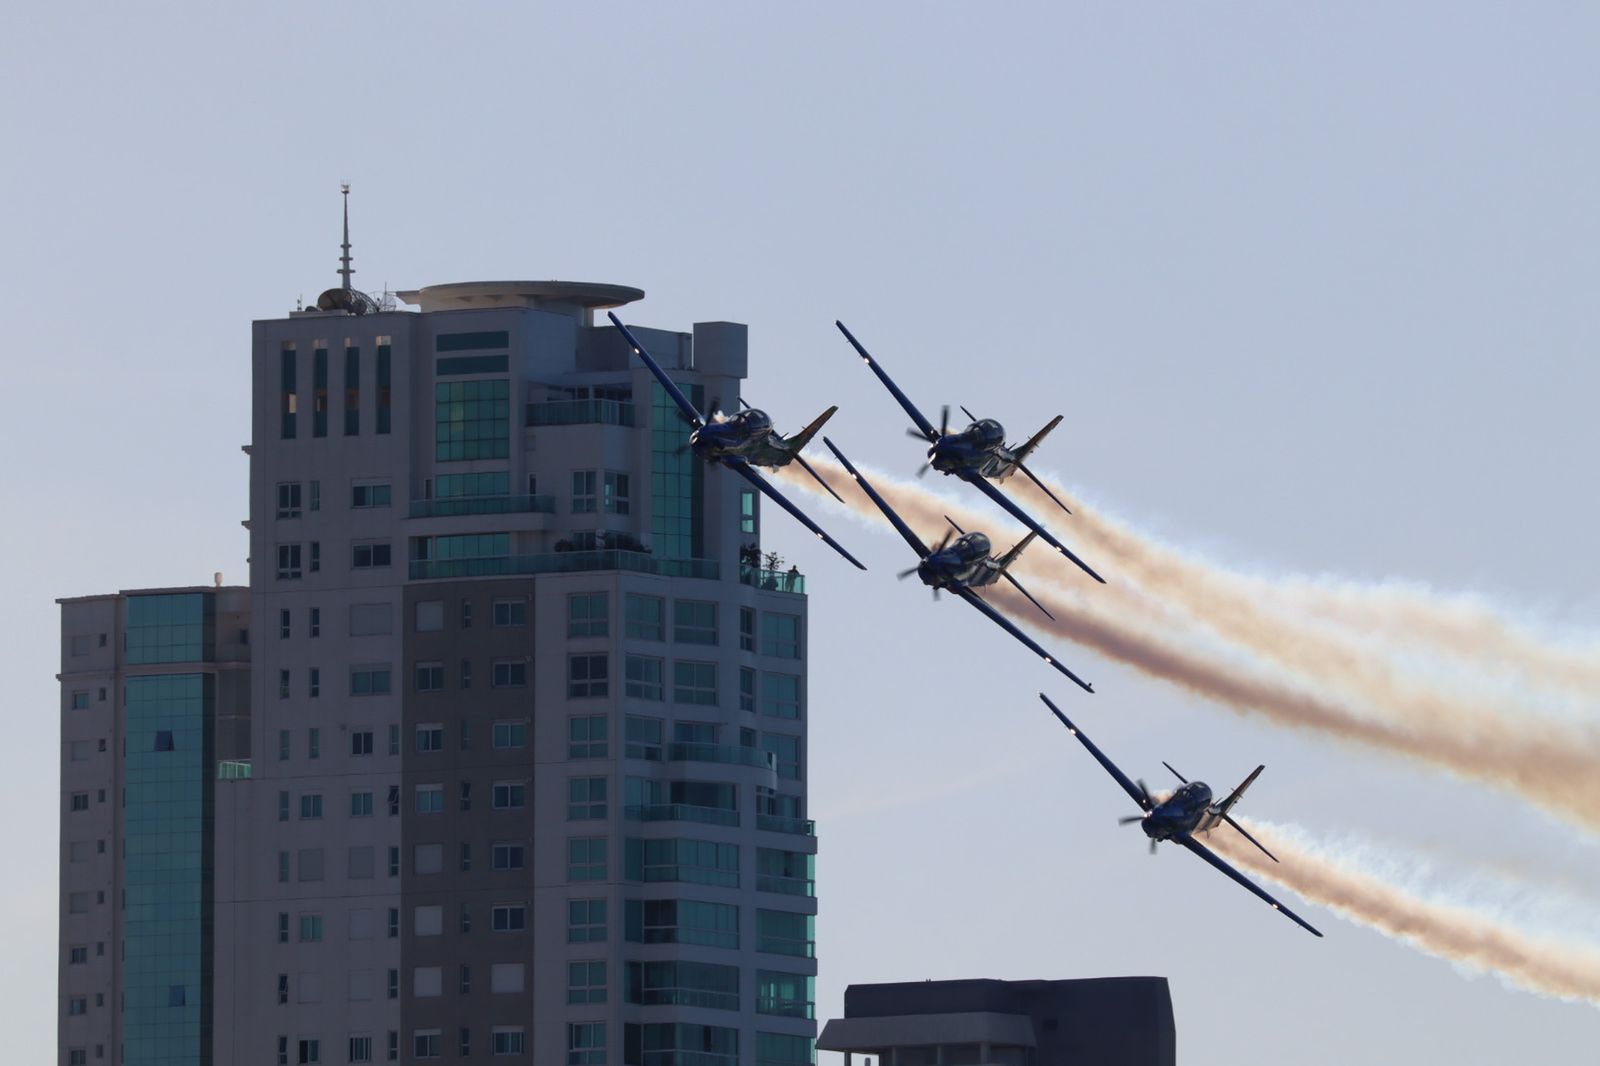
608,312 -> 705,429
953,587 -> 1094,693
822,437 -> 931,558
964,473 -> 1106,585
1039,693 -> 1147,809
725,460 -> 866,571
835,320 -> 939,442
1177,835 -> 1324,937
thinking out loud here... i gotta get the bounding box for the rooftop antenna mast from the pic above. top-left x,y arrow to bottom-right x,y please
338,182 -> 354,290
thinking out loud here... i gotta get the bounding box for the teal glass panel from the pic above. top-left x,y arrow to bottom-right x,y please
650,381 -> 705,560
437,354 -> 509,375
122,673 -> 212,1066
434,379 -> 510,461
126,593 -> 213,665
376,345 -> 392,435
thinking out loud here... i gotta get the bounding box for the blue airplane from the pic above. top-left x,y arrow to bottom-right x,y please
608,312 -> 865,570
825,437 -> 1093,693
1040,693 -> 1323,937
835,320 -> 1105,585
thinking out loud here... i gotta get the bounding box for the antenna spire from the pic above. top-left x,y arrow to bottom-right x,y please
338,182 -> 354,290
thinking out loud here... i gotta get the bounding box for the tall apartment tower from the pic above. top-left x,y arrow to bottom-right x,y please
57,586 -> 252,1066
216,276 -> 819,1066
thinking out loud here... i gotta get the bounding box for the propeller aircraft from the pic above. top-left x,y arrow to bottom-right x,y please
824,437 -> 1094,693
607,312 -> 865,570
1040,692 -> 1323,937
835,319 -> 1105,585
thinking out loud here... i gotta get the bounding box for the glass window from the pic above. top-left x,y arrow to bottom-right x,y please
756,848 -> 814,896
624,655 -> 664,700
568,654 -> 609,698
673,600 -> 718,645
760,673 -> 801,719
740,667 -> 756,712
351,481 -> 391,508
625,837 -> 739,887
344,345 -> 360,435
415,724 -> 444,752
624,716 -> 662,760
276,543 -> 302,580
625,898 -> 739,949
492,1028 -> 525,1056
624,960 -> 739,1011
414,662 -> 444,692
567,1023 -> 606,1066
350,666 -> 392,695
313,346 -> 329,437
415,784 -> 444,814
740,489 -> 757,534
435,379 -> 509,461
568,592 -> 609,637
568,776 -> 608,820
491,903 -> 527,932
352,542 -> 392,569
755,1032 -> 815,1066
276,482 -> 303,519
491,843 -> 526,871
492,660 -> 527,688
763,732 -> 801,780
567,961 -> 608,1004
624,594 -> 664,640
625,1023 -> 735,1066
567,836 -> 608,881
603,470 -> 630,514
493,598 -> 526,627
673,661 -> 718,705
571,470 -> 598,513
280,344 -> 297,439
761,613 -> 801,658
569,715 -> 608,759
351,791 -> 373,817
351,730 -> 374,756
492,721 -> 527,749
567,898 -> 607,942
492,781 -> 527,810
756,909 -> 815,957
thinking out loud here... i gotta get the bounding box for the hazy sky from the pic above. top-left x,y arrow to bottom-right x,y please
5,3 -> 1599,1062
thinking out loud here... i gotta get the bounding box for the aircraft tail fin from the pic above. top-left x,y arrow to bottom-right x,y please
1217,764 -> 1265,819
993,532 -> 1053,619
787,405 -> 838,454
1223,814 -> 1279,863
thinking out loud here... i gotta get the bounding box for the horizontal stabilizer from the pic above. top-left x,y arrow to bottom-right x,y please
788,405 -> 838,453
1013,415 -> 1063,466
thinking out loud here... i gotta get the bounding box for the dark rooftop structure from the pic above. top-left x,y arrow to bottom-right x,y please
817,977 -> 1175,1066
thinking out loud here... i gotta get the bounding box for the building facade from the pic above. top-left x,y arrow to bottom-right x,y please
57,586 -> 252,1066
214,279 -> 818,1066
817,978 -> 1176,1066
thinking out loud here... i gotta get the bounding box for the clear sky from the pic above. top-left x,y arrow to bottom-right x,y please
4,3 -> 1599,1061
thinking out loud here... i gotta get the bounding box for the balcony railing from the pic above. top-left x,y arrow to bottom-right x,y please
526,399 -> 637,427
625,804 -> 740,828
756,814 -> 815,836
756,874 -> 815,897
410,551 -> 718,581
409,494 -> 557,518
667,743 -> 777,771
216,760 -> 252,780
740,564 -> 805,595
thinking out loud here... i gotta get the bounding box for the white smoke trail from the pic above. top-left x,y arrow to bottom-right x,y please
1008,475 -> 1600,701
1208,821 -> 1600,1005
779,459 -> 1600,831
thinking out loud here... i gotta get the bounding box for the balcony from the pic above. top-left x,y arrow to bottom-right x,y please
667,743 -> 777,771
409,494 -> 557,518
526,398 -> 637,427
625,804 -> 740,828
740,564 -> 805,595
756,814 -> 815,836
410,551 -> 719,581
216,760 -> 252,780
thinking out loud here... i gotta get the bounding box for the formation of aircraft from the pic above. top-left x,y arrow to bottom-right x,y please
823,436 -> 1094,694
1040,693 -> 1323,937
607,311 -> 1325,940
606,311 -> 864,571
835,319 -> 1105,585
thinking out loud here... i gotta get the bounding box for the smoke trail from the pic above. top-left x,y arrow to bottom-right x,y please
778,460 -> 1600,831
1208,821 -> 1600,1005
1007,475 -> 1600,699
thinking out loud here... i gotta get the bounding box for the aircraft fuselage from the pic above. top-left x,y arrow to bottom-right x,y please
1140,780 -> 1227,843
914,532 -> 1008,590
926,419 -> 1020,480
689,410 -> 795,466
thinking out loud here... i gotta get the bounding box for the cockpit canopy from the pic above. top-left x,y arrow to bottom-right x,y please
732,408 -> 772,432
953,531 -> 992,560
971,417 -> 1005,446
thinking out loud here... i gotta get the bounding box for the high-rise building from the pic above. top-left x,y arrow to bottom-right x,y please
213,253 -> 817,1063
57,585 -> 252,1066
